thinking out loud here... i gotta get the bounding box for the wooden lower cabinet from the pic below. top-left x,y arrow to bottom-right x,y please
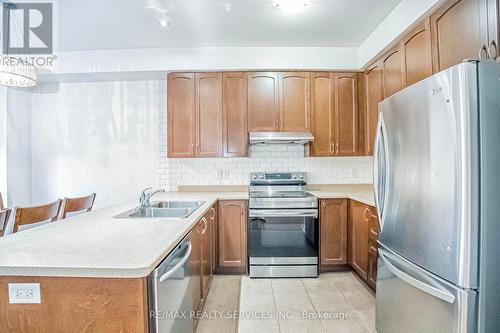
201,207 -> 215,301
320,199 -> 348,271
348,200 -> 380,290
216,200 -> 247,274
0,276 -> 148,332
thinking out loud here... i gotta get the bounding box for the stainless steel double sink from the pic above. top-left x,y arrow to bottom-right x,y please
114,201 -> 205,219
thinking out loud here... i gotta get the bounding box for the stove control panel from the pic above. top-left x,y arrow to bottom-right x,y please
250,172 -> 307,184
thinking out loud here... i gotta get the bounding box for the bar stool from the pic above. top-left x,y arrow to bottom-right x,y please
13,200 -> 63,233
59,193 -> 96,219
0,208 -> 11,237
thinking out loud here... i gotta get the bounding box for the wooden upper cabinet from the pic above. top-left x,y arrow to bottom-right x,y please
382,48 -> 404,98
279,72 -> 310,132
431,0 -> 484,72
167,73 -> 196,157
248,72 -> 279,132
334,73 -> 358,156
310,73 -> 334,156
364,64 -> 383,156
320,199 -> 348,267
401,19 -> 433,87
196,73 -> 223,157
217,200 -> 247,272
349,200 -> 370,280
223,73 -> 248,157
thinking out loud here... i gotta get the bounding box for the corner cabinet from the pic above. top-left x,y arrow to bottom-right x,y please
216,200 -> 247,274
363,63 -> 383,156
349,200 -> 380,290
320,199 -> 348,271
310,73 -> 359,157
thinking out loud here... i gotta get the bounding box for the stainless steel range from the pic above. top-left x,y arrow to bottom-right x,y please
248,172 -> 319,278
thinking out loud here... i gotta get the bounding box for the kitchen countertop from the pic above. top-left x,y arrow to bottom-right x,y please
0,185 -> 374,279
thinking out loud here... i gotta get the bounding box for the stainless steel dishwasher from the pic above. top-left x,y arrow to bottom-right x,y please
148,232 -> 195,333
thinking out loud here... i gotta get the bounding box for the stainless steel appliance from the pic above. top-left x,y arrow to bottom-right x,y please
149,233 -> 195,333
374,61 -> 500,333
249,132 -> 314,144
248,172 -> 319,278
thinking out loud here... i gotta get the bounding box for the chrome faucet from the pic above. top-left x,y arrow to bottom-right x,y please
139,187 -> 166,208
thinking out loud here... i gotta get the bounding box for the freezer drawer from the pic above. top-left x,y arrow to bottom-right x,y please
376,246 -> 477,333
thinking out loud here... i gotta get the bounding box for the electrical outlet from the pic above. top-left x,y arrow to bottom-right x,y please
8,283 -> 41,304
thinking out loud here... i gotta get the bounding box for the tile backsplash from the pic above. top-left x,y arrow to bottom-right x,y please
158,109 -> 373,190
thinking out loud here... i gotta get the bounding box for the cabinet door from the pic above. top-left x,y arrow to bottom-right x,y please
210,205 -> 218,273
334,73 -> 359,156
349,200 -> 369,280
248,73 -> 279,132
401,19 -> 433,87
167,73 -> 196,157
196,73 -> 223,157
310,73 -> 334,156
201,213 -> 213,300
217,200 -> 247,272
431,0 -> 484,72
320,199 -> 348,266
364,63 -> 383,156
190,221 -> 202,312
382,48 -> 404,98
279,72 -> 310,132
367,208 -> 380,290
223,73 -> 248,157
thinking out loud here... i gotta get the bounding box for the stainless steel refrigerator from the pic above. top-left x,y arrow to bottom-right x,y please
374,61 -> 500,333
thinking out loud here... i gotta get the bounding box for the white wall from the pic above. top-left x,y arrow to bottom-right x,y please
358,0 -> 443,67
0,86 -> 7,203
48,47 -> 359,75
25,80 -> 162,208
6,89 -> 32,207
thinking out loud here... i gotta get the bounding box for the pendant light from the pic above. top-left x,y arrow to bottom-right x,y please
0,0 -> 37,87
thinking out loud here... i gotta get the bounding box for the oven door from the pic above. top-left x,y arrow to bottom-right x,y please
248,209 -> 318,265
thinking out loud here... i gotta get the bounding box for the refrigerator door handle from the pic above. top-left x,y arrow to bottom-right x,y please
373,114 -> 388,230
379,249 -> 456,304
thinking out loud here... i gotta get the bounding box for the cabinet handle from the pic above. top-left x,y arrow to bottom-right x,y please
335,143 -> 339,155
488,41 -> 498,61
210,207 -> 215,221
330,143 -> 334,154
191,144 -> 195,154
363,207 -> 371,222
321,201 -> 325,208
479,45 -> 489,59
201,217 -> 208,234
196,143 -> 200,153
275,117 -> 279,129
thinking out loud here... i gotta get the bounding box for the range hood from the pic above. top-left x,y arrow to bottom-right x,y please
249,132 -> 315,144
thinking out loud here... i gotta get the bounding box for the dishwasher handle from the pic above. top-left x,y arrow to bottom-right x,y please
158,241 -> 192,283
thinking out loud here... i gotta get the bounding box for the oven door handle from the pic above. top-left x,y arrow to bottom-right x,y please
249,209 -> 318,218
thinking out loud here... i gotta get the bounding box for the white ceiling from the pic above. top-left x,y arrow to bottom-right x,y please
56,0 -> 402,52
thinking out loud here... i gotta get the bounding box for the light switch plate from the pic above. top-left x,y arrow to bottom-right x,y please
8,283 -> 41,304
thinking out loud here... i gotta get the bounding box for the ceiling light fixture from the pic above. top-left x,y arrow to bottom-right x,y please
159,19 -> 169,28
0,0 -> 37,87
272,0 -> 310,14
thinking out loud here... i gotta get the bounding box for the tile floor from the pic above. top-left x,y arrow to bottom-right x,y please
196,272 -> 376,333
